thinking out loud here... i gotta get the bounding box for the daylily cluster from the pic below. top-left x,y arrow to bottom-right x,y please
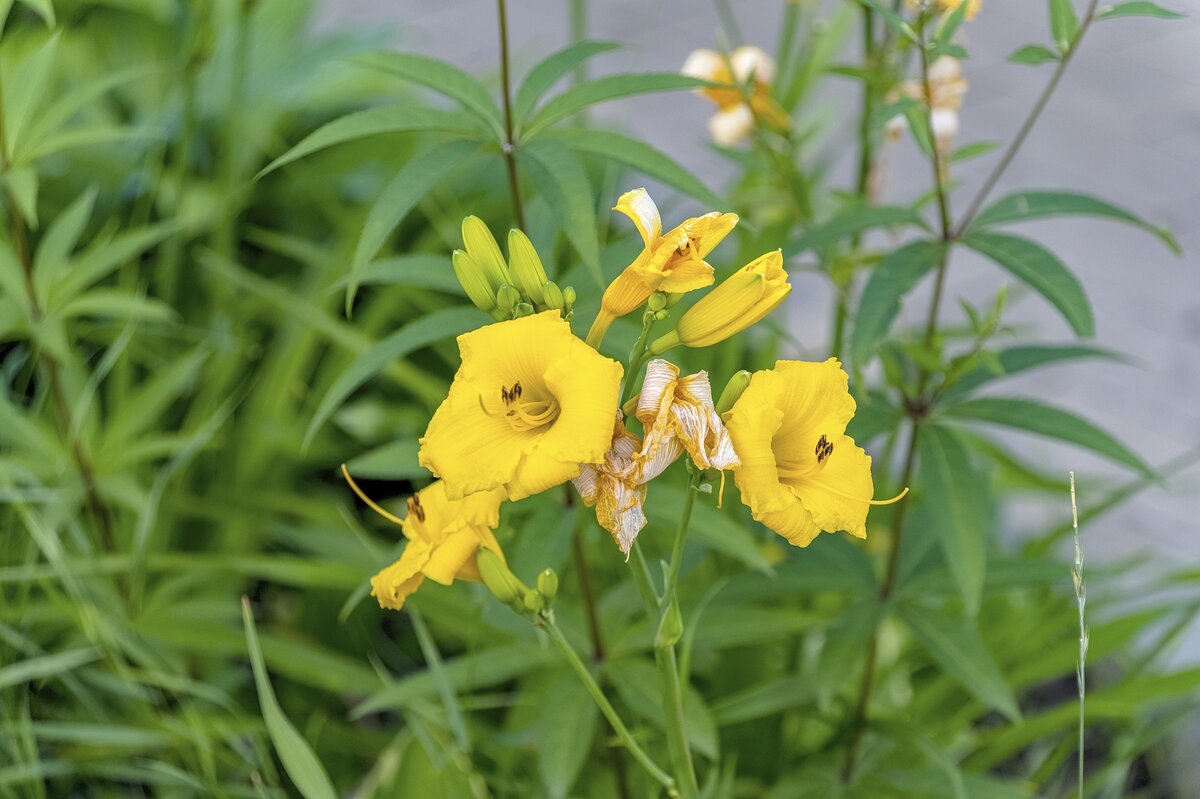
345,189 -> 896,612
681,45 -> 789,147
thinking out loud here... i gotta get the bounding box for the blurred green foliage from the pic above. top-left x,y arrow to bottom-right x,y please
1,0 -> 1196,797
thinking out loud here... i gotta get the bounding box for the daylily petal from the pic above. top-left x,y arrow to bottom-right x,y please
423,527 -> 485,585
614,188 -> 662,250
792,436 -> 873,539
754,502 -> 822,548
538,349 -> 624,464
370,541 -> 431,611
708,103 -> 755,147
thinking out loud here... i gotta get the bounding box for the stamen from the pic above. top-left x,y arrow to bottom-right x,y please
717,469 -> 727,509
812,482 -> 910,506
341,464 -> 406,526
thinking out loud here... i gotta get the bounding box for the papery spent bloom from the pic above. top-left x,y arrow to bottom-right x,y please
420,311 -> 622,500
681,46 -> 790,146
342,468 -> 506,611
724,359 -> 905,547
586,188 -> 737,347
650,249 -> 791,353
886,56 -> 968,155
573,414 -> 650,555
636,359 -> 739,475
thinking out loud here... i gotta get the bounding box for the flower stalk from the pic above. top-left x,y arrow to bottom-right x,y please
496,0 -> 526,230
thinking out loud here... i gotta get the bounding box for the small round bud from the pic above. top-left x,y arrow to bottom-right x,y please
656,599 -> 683,648
515,301 -> 535,317
647,291 -> 668,312
653,309 -> 670,321
562,286 -> 576,310
523,591 -> 545,614
537,569 -> 559,600
495,284 -> 520,315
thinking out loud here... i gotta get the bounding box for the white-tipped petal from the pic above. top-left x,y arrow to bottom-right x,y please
730,45 -> 775,85
682,48 -> 724,81
708,103 -> 755,147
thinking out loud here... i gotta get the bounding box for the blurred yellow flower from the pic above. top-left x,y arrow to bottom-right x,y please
342,469 -> 506,611
724,359 -> 905,547
909,0 -> 982,20
420,311 -> 622,500
650,250 -> 791,352
586,188 -> 737,347
681,45 -> 790,146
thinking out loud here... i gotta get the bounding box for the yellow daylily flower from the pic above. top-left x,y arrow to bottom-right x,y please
585,188 -> 738,348
636,359 -> 739,475
342,468 -> 506,611
909,0 -> 982,20
681,45 -> 790,147
573,413 -> 650,555
420,310 -> 623,500
650,249 -> 791,353
724,359 -> 905,547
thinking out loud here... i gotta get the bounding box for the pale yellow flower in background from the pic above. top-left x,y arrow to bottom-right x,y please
636,359 -> 739,475
650,249 -> 791,353
724,359 -> 905,547
886,56 -> 969,155
908,0 -> 983,20
420,311 -> 622,500
586,188 -> 737,347
342,469 -> 506,612
681,45 -> 790,146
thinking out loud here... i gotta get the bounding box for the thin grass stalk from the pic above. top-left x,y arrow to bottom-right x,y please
1071,472 -> 1089,798
496,0 -> 526,230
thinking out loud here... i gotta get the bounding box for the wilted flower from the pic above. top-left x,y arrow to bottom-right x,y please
420,311 -> 622,500
636,359 -> 738,475
724,359 -> 905,547
586,188 -> 737,347
681,45 -> 789,146
573,414 -> 650,555
650,250 -> 791,352
342,468 -> 506,611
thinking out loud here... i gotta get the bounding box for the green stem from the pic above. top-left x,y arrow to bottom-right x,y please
661,471 -> 702,612
619,309 -> 656,406
496,0 -> 526,230
655,644 -> 697,799
541,615 -> 677,794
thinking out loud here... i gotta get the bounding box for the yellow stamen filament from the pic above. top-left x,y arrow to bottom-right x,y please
717,469 -> 727,509
341,464 -> 406,526
479,391 -> 561,433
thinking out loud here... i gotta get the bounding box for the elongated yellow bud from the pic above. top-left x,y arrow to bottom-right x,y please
477,548 -> 518,604
452,250 -> 498,314
461,216 -> 511,292
715,370 -> 752,415
650,250 -> 791,352
537,568 -> 559,600
507,229 -> 548,305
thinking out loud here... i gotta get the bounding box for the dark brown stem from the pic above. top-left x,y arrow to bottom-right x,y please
496,0 -> 526,230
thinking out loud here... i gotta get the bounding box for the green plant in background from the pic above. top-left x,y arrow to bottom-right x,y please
2,0 -> 1198,797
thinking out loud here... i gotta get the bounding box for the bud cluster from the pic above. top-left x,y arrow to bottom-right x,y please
476,548 -> 559,619
453,216 -> 576,322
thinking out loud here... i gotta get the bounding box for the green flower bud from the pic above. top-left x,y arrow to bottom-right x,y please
461,216 -> 511,291
653,309 -> 670,321
647,291 -> 668,312
537,569 -> 559,600
507,229 -> 548,305
477,549 -> 518,604
523,590 -> 545,614
664,292 -> 684,308
715,370 -> 752,414
656,598 -> 683,648
496,284 -> 520,316
452,250 -> 497,314
515,301 -> 535,317
542,281 -> 565,311
562,286 -> 576,312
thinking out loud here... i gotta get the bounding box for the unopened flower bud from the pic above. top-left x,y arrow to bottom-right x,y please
495,284 -> 520,316
537,569 -> 559,600
515,301 -> 535,317
508,229 -> 548,305
562,286 -> 576,311
523,590 -> 545,614
461,216 -> 511,292
647,291 -> 668,312
477,548 -> 519,604
543,281 -> 565,311
715,370 -> 752,414
653,309 -> 670,321
452,250 -> 498,314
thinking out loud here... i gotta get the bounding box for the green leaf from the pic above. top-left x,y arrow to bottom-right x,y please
858,0 -> 919,43
543,128 -> 721,207
942,396 -> 1153,476
917,424 -> 988,613
786,205 -> 930,256
1049,0 -> 1080,50
0,648 -> 97,691
513,40 -> 620,124
940,343 -> 1127,400
33,188 -> 96,301
897,602 -> 1020,721
50,222 -> 176,306
241,599 -> 338,799
15,0 -> 55,25
257,105 -> 482,178
537,672 -> 598,798
348,138 -> 484,313
0,167 -> 38,228
344,439 -> 422,480
649,484 -> 773,573
960,231 -> 1094,336
329,254 -> 463,295
1007,44 -> 1060,65
58,289 -> 176,323
609,659 -> 718,760
1096,0 -> 1185,19
3,32 -> 59,159
948,141 -> 1001,163
815,599 -> 885,701
304,307 -> 480,447
520,140 -> 602,286
968,189 -> 1180,253
850,240 -> 947,365
353,51 -> 503,139
523,73 -> 708,139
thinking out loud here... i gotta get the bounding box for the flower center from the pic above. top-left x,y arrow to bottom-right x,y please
774,433 -> 834,483
481,381 -> 561,433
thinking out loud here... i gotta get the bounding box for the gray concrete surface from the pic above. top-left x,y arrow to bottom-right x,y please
314,0 -> 1200,721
